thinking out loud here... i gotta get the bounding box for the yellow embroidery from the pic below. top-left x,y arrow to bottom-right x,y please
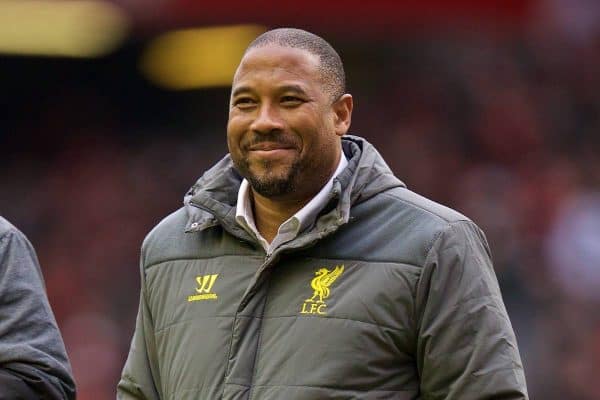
300,265 -> 344,315
188,274 -> 218,301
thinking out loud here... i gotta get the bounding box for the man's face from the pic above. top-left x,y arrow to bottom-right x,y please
227,45 -> 351,201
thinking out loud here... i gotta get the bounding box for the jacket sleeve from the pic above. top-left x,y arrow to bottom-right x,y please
0,225 -> 76,400
117,251 -> 162,400
414,220 -> 528,400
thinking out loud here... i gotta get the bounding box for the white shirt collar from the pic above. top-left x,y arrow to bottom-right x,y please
235,152 -> 348,254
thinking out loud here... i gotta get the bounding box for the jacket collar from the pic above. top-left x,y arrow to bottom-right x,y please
183,135 -> 406,244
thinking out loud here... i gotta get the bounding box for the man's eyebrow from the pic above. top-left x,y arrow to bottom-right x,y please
231,84 -> 308,98
231,86 -> 253,97
278,84 -> 307,94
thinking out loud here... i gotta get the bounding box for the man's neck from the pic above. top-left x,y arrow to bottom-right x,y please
244,149 -> 345,245
250,190 -> 310,244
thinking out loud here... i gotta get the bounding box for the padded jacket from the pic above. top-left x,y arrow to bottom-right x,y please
0,217 -> 76,400
117,135 -> 528,400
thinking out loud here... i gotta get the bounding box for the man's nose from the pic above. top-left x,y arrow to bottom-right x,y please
250,103 -> 284,134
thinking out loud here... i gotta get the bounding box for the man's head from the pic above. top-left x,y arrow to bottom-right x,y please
227,28 -> 353,202
245,28 -> 346,101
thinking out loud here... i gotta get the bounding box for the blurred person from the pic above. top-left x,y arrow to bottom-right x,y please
118,28 -> 528,399
545,190 -> 600,301
0,217 -> 75,399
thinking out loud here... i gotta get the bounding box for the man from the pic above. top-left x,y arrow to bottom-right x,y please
0,217 -> 76,399
118,28 -> 528,399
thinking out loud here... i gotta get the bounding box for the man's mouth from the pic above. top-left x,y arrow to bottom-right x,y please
248,142 -> 295,151
246,142 -> 297,161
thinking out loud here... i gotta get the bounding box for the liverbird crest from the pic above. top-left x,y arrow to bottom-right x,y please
306,265 -> 344,304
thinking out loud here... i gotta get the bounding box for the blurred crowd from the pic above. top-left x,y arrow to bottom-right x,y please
1,28 -> 599,399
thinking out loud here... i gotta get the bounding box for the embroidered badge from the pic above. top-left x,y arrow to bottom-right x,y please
188,274 -> 219,302
300,265 -> 344,315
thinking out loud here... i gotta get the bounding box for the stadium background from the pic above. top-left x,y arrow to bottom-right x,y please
1,0 -> 599,398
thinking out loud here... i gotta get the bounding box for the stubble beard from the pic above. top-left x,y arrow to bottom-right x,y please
235,157 -> 302,198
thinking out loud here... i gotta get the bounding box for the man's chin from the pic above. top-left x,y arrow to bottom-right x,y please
235,158 -> 300,198
246,174 -> 295,198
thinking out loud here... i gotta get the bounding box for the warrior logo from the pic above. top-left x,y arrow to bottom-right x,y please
300,265 -> 344,315
188,274 -> 219,302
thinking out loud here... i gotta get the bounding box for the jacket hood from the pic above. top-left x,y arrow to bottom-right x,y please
183,135 -> 405,235
338,135 -> 406,206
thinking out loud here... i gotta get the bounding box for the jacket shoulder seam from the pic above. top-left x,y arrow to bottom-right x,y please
294,256 -> 423,269
144,254 -> 261,271
379,191 -> 469,224
423,220 -> 476,262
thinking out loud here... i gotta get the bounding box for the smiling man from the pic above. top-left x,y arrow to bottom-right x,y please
117,28 -> 528,400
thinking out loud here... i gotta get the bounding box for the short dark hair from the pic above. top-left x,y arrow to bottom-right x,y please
245,28 -> 346,100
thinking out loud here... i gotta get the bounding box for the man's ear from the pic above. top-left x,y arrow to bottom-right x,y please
332,94 -> 353,137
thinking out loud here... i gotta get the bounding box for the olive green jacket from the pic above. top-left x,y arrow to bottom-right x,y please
117,135 -> 528,400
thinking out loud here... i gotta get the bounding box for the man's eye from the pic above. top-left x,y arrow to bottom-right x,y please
234,98 -> 256,108
281,96 -> 303,105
